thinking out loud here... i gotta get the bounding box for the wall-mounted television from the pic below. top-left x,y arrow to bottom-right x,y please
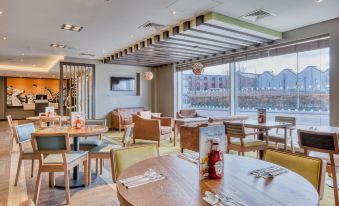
110,76 -> 136,92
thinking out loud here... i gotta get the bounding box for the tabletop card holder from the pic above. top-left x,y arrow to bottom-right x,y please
199,125 -> 225,179
71,112 -> 86,129
45,106 -> 55,117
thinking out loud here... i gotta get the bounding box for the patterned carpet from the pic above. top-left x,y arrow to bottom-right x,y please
103,130 -> 335,206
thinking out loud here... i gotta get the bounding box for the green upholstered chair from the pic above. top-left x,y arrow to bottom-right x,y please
31,132 -> 88,205
298,130 -> 339,205
88,123 -> 135,184
264,149 -> 326,199
110,143 -> 158,183
13,123 -> 40,186
224,121 -> 267,157
267,116 -> 296,152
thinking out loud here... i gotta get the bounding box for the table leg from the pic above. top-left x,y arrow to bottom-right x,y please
174,123 -> 178,146
284,127 -> 287,151
55,136 -> 85,189
73,136 -> 79,180
257,129 -> 264,160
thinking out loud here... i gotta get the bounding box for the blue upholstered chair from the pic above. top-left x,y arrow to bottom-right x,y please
31,132 -> 89,205
14,123 -> 40,186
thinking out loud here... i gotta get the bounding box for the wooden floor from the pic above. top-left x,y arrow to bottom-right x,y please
0,121 -> 335,206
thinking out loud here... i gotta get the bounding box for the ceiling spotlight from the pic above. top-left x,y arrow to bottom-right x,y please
3,36 -> 6,40
0,11 -> 3,15
50,43 -> 66,48
171,10 -> 177,15
315,0 -> 324,2
61,24 -> 83,32
130,34 -> 134,38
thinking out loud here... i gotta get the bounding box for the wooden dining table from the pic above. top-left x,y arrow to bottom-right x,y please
117,154 -> 319,206
33,125 -> 108,188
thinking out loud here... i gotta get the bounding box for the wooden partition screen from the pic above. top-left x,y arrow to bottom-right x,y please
59,62 -> 95,118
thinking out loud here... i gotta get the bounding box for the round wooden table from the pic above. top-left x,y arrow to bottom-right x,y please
34,125 -> 108,188
117,155 -> 319,206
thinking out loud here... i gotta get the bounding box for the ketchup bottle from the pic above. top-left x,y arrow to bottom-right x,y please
209,138 -> 223,179
76,116 -> 82,129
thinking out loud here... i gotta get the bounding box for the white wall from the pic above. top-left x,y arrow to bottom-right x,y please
64,57 -> 154,126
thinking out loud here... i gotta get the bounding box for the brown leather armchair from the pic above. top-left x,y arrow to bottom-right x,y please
180,123 -> 208,153
132,114 -> 173,147
176,109 -> 204,119
111,107 -> 146,132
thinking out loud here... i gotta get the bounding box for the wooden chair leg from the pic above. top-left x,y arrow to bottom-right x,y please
181,148 -> 184,153
88,158 -> 92,185
33,168 -> 42,204
158,140 -> 160,148
14,158 -> 22,186
84,159 -> 88,186
9,138 -> 13,155
96,159 -> 99,175
64,169 -> 71,204
100,159 -> 103,175
330,155 -> 339,206
31,160 -> 35,178
110,153 -> 115,183
49,172 -> 55,187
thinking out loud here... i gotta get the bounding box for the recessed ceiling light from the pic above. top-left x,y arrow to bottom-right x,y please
21,53 -> 25,56
61,24 -> 83,32
3,36 -> 6,40
130,34 -> 134,38
315,0 -> 324,2
50,43 -> 66,48
171,10 -> 177,15
0,11 -> 3,15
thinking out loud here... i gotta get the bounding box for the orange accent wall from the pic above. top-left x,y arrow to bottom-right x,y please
6,77 -> 64,95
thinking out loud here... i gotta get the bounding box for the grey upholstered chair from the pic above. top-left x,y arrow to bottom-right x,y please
31,132 -> 89,205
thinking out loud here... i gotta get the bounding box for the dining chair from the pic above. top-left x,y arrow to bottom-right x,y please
224,121 -> 267,157
267,116 -> 296,152
298,129 -> 339,206
31,132 -> 89,205
87,123 -> 135,184
13,123 -> 40,186
77,119 -> 106,151
38,116 -> 62,128
110,144 -> 158,183
7,115 -> 15,154
264,149 -> 326,199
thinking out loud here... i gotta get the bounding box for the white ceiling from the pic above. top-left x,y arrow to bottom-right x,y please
0,0 -> 338,76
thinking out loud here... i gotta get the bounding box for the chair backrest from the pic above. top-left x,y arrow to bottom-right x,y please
111,144 -> 158,182
31,132 -> 70,154
137,111 -> 152,119
298,129 -> 339,154
223,122 -> 245,138
39,116 -> 61,128
122,123 -> 135,146
264,149 -> 325,197
179,109 -> 198,118
15,123 -> 36,143
275,116 -> 296,126
86,119 -> 106,126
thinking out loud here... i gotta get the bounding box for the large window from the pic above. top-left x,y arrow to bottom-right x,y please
181,64 -> 230,117
180,48 -> 329,126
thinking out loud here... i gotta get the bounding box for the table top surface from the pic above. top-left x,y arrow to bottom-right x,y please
117,154 -> 319,206
33,125 -> 108,137
26,115 -> 70,121
174,117 -> 209,123
297,125 -> 339,133
232,120 -> 292,129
